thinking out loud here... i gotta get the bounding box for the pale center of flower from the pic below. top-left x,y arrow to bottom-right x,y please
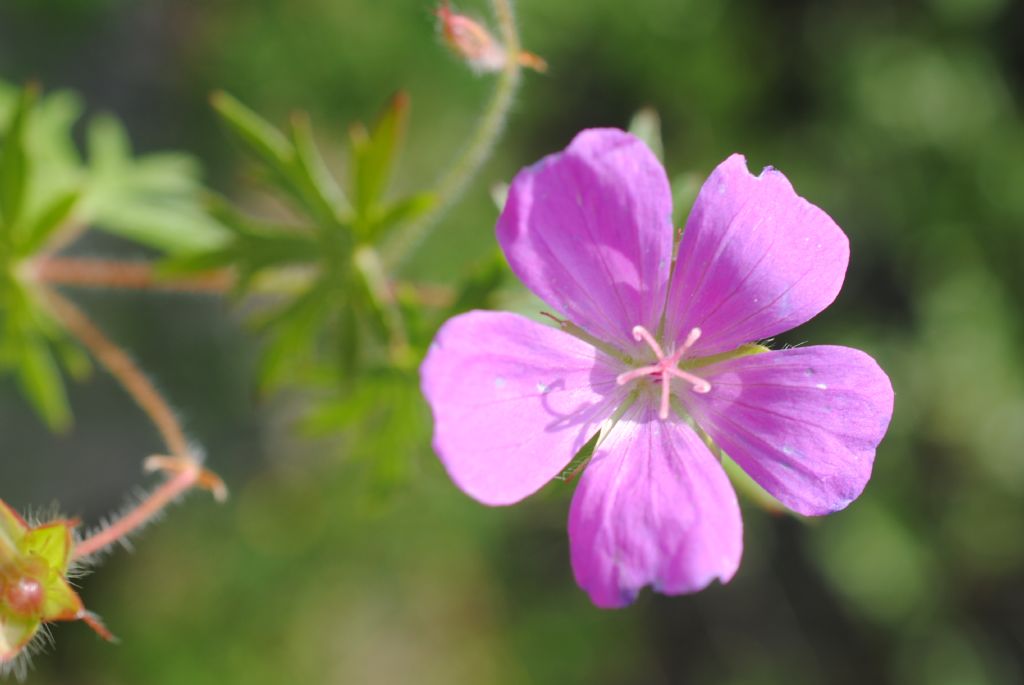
615,325 -> 711,420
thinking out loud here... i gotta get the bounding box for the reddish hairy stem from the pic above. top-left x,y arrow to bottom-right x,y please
71,461 -> 205,560
41,288 -> 227,559
41,287 -> 193,459
33,257 -> 233,293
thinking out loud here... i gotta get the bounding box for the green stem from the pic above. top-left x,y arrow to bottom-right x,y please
353,245 -> 411,364
382,0 -> 523,270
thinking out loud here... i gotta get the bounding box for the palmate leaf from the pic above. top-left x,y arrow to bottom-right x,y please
202,92 -> 437,390
84,115 -> 228,254
0,81 -> 238,431
0,81 -> 226,257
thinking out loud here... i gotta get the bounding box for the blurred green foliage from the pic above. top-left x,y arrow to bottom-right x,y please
0,0 -> 1022,683
0,83 -> 224,430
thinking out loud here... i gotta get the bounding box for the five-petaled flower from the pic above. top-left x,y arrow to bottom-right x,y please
421,128 -> 894,608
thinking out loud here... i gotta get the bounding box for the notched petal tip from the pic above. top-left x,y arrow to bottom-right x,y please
667,151 -> 850,356
569,405 -> 743,608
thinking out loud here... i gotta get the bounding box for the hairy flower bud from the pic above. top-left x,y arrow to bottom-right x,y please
436,1 -> 547,74
0,500 -> 112,671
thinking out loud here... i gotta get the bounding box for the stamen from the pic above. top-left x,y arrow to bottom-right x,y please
631,325 -> 665,359
618,325 -> 712,418
616,365 -> 661,386
667,367 -> 712,393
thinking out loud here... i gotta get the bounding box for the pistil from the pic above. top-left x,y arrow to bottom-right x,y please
616,325 -> 711,420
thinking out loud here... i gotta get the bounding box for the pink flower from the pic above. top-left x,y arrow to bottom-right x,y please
421,129 -> 894,608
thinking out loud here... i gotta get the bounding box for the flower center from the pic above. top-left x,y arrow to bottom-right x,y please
615,325 -> 711,420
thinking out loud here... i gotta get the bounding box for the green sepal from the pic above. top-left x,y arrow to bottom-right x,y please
628,106 -> 664,162
720,452 -> 787,514
556,431 -> 601,483
0,500 -> 27,556
683,343 -> 770,370
350,92 -> 409,232
0,86 -> 34,233
0,614 -> 40,662
39,576 -> 83,622
20,522 -> 73,572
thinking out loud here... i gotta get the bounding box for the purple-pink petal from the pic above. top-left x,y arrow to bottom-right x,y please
420,310 -> 624,506
568,401 -> 743,608
686,346 -> 894,516
665,154 -> 850,356
497,129 -> 675,352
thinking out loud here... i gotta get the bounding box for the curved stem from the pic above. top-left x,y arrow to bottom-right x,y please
40,287 -> 193,459
71,458 -> 223,560
383,0 -> 523,269
40,287 -> 226,560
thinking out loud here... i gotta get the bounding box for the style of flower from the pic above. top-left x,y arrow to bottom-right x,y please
1,499 -> 112,668
420,128 -> 894,608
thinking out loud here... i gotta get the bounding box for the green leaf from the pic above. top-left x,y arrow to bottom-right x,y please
53,334 -> 91,382
256,281 -> 333,389
18,188 -> 80,256
166,197 -> 321,291
683,343 -> 770,370
16,335 -> 71,432
210,90 -> 292,170
628,106 -> 664,162
289,111 -> 350,227
368,192 -> 436,240
350,92 -> 409,227
0,86 -> 34,232
446,249 -> 507,316
85,116 -> 229,254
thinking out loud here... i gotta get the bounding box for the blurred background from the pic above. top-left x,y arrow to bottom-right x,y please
1,0 -> 1023,682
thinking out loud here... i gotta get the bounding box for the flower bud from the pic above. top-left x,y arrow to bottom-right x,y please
436,1 -> 547,74
0,500 -> 112,669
